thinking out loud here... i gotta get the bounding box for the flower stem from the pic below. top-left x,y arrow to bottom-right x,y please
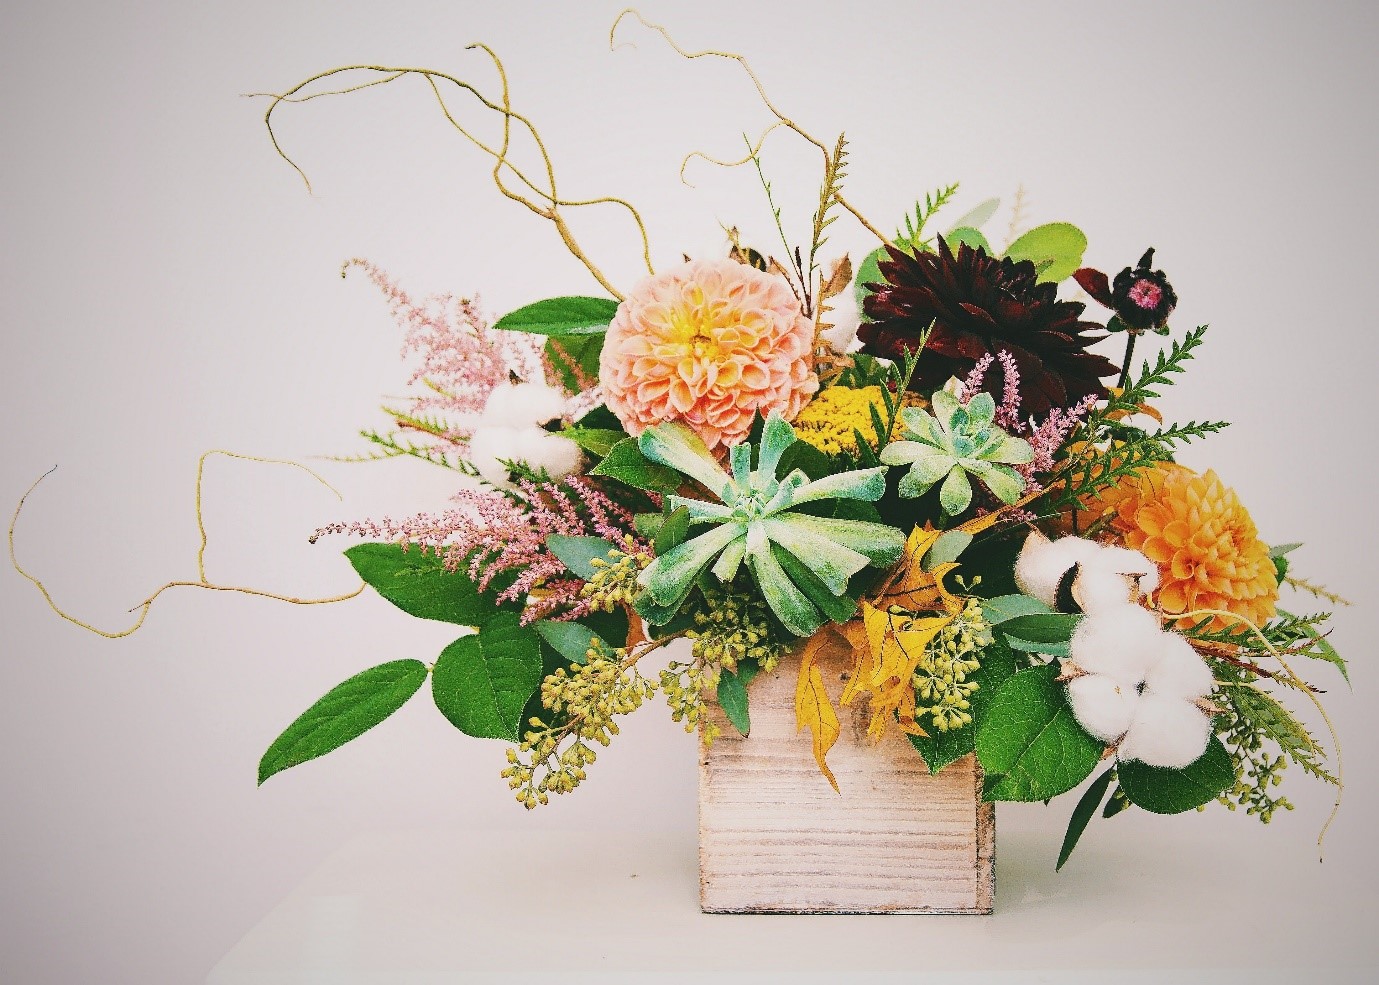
1117,330 -> 1139,391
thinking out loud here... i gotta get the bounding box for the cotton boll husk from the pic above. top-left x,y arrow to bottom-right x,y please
479,381 -> 568,429
1069,606 -> 1164,688
819,284 -> 862,354
510,428 -> 585,480
1142,632 -> 1215,700
468,426 -> 517,487
1066,674 -> 1137,743
1014,533 -> 1103,607
1117,692 -> 1212,769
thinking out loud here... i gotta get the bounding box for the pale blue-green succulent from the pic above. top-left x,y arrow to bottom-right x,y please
880,387 -> 1033,516
635,412 -> 907,637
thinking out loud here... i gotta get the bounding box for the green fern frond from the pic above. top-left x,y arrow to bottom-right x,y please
899,183 -> 960,251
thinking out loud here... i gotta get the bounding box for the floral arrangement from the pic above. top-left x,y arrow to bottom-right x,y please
12,12 -> 1349,874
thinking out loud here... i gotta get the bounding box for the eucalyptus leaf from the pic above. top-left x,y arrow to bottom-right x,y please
258,659 -> 428,784
946,226 -> 992,254
654,506 -> 692,557
547,535 -> 617,580
1004,222 -> 1088,283
1000,612 -> 1083,644
533,619 -> 603,664
980,594 -> 1055,625
947,197 -> 1000,233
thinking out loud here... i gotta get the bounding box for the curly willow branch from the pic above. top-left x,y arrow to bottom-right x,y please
1180,607 -> 1344,857
611,8 -> 890,247
678,121 -> 788,186
9,455 -> 363,640
252,49 -> 656,299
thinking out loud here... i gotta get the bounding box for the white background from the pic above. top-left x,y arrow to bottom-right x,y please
2,1 -> 1376,981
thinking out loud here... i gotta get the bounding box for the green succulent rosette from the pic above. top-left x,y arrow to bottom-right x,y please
634,411 -> 907,637
880,387 -> 1033,515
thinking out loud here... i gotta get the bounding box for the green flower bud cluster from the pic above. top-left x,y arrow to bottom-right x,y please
688,583 -> 789,675
581,538 -> 652,612
499,642 -> 656,810
659,659 -> 719,746
1216,700 -> 1294,823
913,598 -> 991,732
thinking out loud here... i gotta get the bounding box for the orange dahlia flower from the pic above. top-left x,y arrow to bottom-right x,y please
1090,463 -> 1278,631
600,258 -> 817,449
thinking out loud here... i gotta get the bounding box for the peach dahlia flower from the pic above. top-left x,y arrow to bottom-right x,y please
599,258 -> 818,449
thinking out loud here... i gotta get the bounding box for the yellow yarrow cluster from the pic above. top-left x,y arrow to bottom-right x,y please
791,385 -> 887,456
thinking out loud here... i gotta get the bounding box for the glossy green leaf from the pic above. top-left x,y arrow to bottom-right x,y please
544,334 -> 602,393
346,543 -> 510,627
1004,222 -> 1088,283
494,296 -> 619,336
547,535 -> 617,580
854,244 -> 889,312
1056,766 -> 1117,871
1117,737 -> 1235,814
717,667 -> 751,737
591,438 -> 686,494
977,663 -> 1103,802
258,659 -> 428,784
431,614 -> 544,741
924,530 -> 973,570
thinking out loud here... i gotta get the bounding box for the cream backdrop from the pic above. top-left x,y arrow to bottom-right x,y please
2,1 -> 1376,981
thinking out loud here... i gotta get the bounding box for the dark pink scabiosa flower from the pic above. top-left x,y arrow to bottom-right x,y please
1074,248 -> 1178,333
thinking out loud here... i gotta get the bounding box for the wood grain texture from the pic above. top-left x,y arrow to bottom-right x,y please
699,645 -> 995,914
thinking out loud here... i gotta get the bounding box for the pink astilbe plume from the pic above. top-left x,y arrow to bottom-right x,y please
313,476 -> 644,625
345,259 -> 552,457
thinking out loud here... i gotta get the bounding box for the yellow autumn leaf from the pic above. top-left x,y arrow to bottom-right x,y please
795,634 -> 841,793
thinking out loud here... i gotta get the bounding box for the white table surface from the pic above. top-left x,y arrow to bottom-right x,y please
207,824 -> 1376,984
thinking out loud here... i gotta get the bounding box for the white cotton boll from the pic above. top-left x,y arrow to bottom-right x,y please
1085,546 -> 1160,599
479,381 -> 569,429
1070,566 -> 1141,616
1066,674 -> 1137,743
1014,533 -> 1104,607
468,426 -> 518,487
1142,632 -> 1215,700
1069,606 -> 1164,688
509,428 -> 585,481
819,285 -> 862,354
1117,692 -> 1212,769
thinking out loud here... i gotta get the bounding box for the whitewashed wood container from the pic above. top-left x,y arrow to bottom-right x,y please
698,643 -> 995,914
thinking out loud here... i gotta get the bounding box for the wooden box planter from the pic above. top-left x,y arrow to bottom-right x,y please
698,644 -> 995,914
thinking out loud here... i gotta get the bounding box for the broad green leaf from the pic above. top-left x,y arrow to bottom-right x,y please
909,637 -> 1018,774
947,197 -> 1000,233
494,296 -> 619,336
980,594 -> 1054,625
544,335 -> 603,393
976,663 -> 1103,802
1000,612 -> 1083,644
1117,737 -> 1234,814
1004,222 -> 1088,283
591,438 -> 686,494
533,619 -> 603,664
547,534 -> 617,580
1056,766 -> 1117,871
431,614 -> 544,741
345,543 -> 510,627
946,226 -> 991,254
561,427 -> 625,458
653,506 -> 692,557
717,667 -> 751,737
258,659 -> 428,784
